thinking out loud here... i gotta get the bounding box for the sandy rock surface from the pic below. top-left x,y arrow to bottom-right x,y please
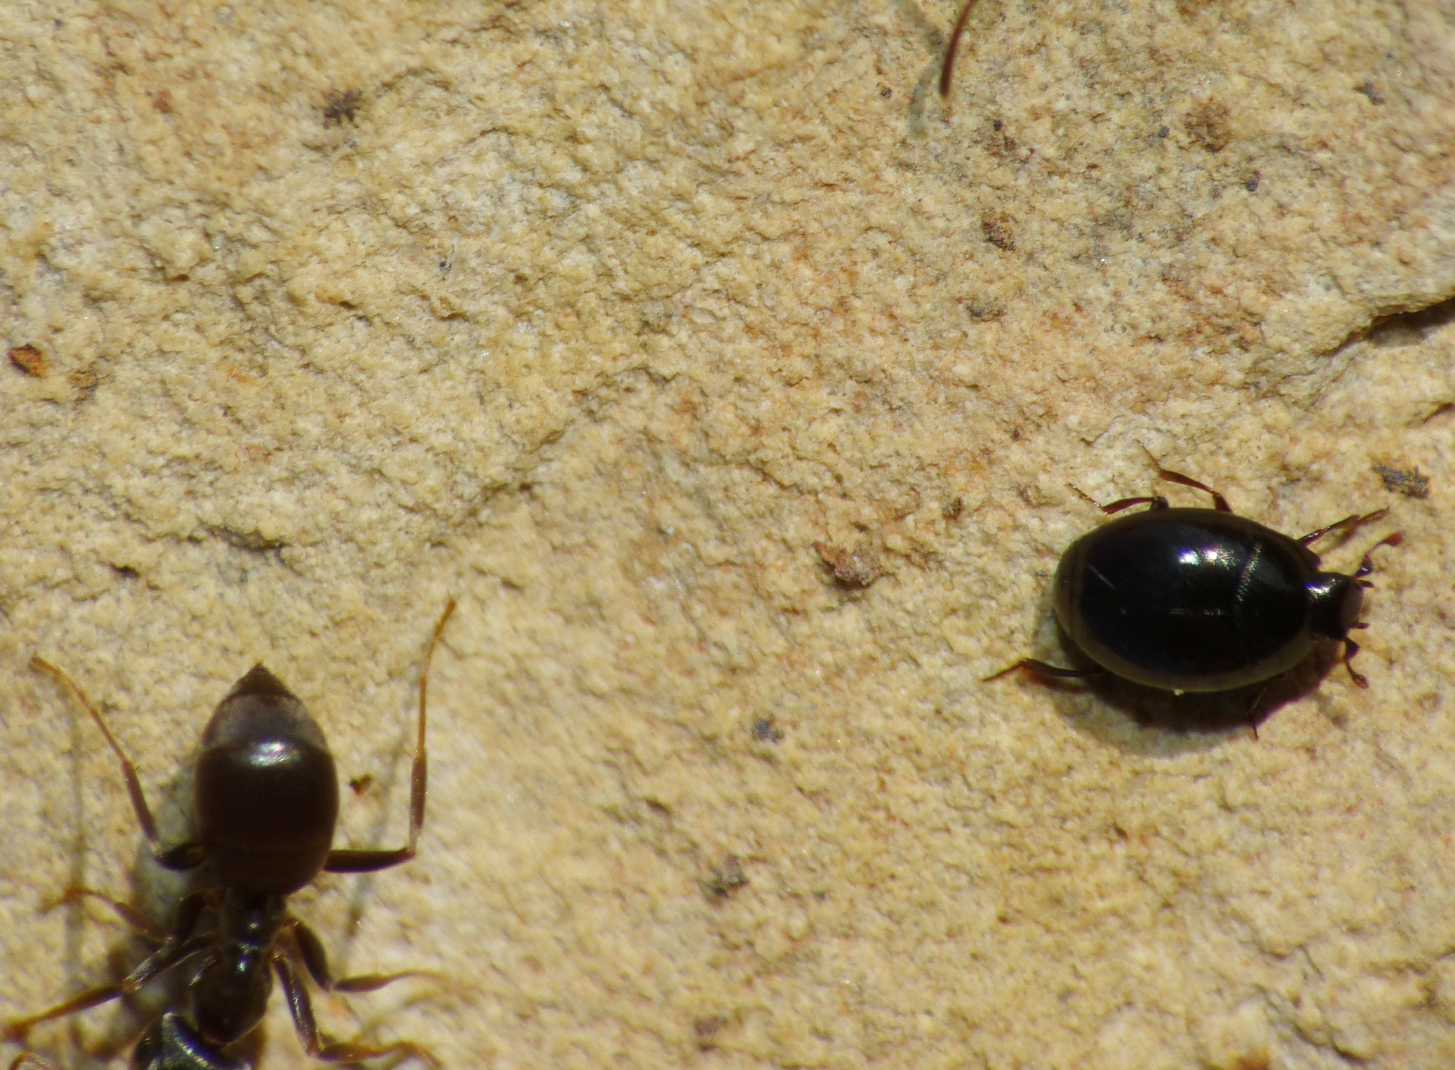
2,3 -> 1453,1068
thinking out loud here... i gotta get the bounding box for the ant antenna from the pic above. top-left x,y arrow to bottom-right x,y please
939,0 -> 982,98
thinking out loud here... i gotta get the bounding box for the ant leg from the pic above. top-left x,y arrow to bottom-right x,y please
983,658 -> 1104,683
117,893 -> 210,992
325,600 -> 456,875
29,658 -> 205,872
1297,508 -> 1388,547
44,886 -> 167,942
1153,468 -> 1232,512
938,0 -> 981,98
3,896 -> 211,1042
273,955 -> 440,1069
4,983 -> 132,1043
289,921 -> 435,994
29,657 -> 161,844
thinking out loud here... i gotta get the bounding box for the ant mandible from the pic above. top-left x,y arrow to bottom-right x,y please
6,600 -> 457,1070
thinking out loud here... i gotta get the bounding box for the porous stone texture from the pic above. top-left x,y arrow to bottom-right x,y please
2,3 -> 1453,1068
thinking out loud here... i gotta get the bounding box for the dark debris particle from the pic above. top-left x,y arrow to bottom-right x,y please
1373,463 -> 1430,499
981,213 -> 1016,251
964,297 -> 1004,321
322,88 -> 363,126
1185,98 -> 1231,152
9,344 -> 48,377
1356,80 -> 1384,105
68,366 -> 99,397
943,497 -> 965,521
702,856 -> 749,900
693,1015 -> 727,1049
348,774 -> 375,796
1244,171 -> 1261,192
752,718 -> 784,744
814,541 -> 882,588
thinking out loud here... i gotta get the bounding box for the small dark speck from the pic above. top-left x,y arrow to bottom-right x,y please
992,118 -> 1003,131
1185,98 -> 1232,152
880,85 -> 892,99
693,1016 -> 727,1050
1156,125 -> 1170,139
752,718 -> 784,744
323,88 -> 363,127
1244,171 -> 1261,192
981,213 -> 1016,251
1356,80 -> 1384,105
1373,463 -> 1430,499
815,541 -> 882,588
109,563 -> 140,580
702,856 -> 748,900
943,497 -> 965,521
348,774 -> 375,796
9,343 -> 47,377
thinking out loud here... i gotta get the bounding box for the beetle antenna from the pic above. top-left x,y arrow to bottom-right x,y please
1354,530 -> 1403,577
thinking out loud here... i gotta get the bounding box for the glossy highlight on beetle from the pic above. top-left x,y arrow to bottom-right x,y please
988,468 -> 1401,698
5,601 -> 456,1070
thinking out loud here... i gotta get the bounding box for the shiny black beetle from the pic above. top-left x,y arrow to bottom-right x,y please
989,468 -> 1401,696
6,601 -> 456,1070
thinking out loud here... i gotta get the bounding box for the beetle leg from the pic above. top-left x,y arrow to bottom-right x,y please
1342,638 -> 1370,688
1152,468 -> 1232,512
1298,508 -> 1388,547
983,658 -> 1103,683
1100,495 -> 1167,516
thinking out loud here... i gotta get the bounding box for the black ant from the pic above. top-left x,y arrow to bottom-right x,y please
6,600 -> 457,1070
939,0 -> 982,98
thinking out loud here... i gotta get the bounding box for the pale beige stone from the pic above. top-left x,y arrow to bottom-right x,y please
2,2 -> 1453,1069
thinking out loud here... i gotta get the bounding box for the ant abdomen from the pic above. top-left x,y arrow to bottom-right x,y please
197,665 -> 339,896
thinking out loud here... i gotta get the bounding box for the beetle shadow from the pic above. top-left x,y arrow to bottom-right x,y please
994,624 -> 1346,757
